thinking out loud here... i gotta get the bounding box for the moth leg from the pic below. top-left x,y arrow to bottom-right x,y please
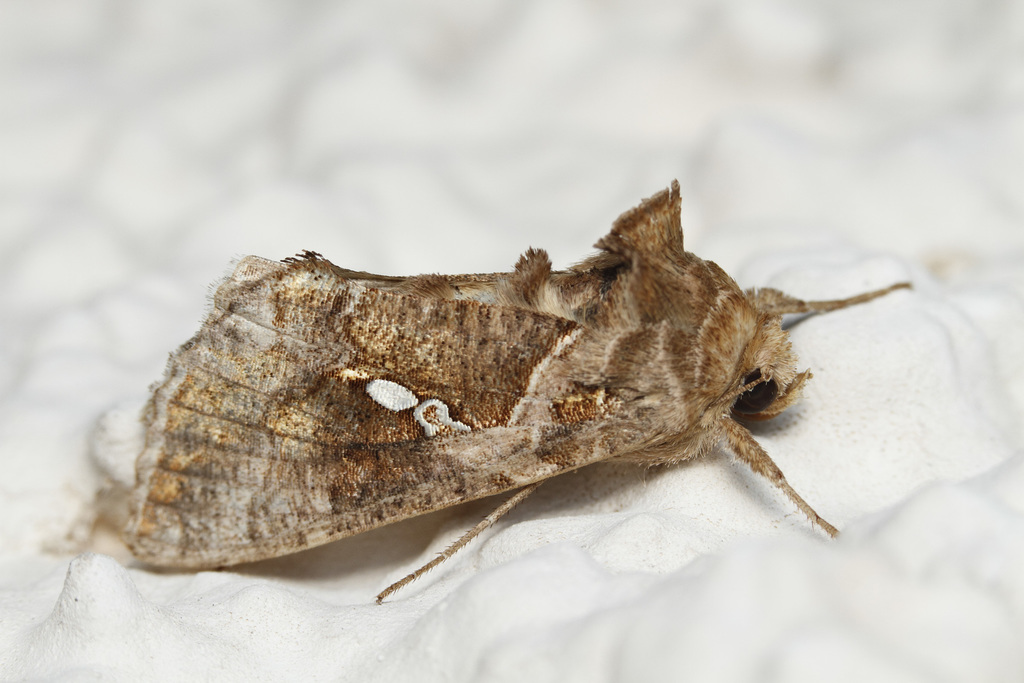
375,481 -> 543,604
752,282 -> 910,316
722,418 -> 838,538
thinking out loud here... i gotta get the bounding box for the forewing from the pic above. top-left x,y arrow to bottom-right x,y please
125,255 -> 612,568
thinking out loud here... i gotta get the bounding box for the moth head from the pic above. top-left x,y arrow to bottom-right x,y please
578,181 -> 811,426
727,316 -> 808,422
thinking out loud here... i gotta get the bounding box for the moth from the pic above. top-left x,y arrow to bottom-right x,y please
124,181 -> 909,602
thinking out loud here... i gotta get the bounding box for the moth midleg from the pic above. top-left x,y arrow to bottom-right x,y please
753,282 -> 910,316
721,418 -> 839,538
375,481 -> 544,604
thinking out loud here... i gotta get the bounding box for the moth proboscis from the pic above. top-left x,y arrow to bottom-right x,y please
123,181 -> 910,603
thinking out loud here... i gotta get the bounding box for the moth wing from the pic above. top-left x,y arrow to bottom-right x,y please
125,255 -> 614,568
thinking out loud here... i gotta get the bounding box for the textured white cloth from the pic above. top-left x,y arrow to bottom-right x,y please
1,1 -> 1023,680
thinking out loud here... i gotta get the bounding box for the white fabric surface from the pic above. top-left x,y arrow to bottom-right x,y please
1,1 -> 1023,680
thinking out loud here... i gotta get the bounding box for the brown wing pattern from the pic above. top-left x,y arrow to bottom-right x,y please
124,255 -> 615,568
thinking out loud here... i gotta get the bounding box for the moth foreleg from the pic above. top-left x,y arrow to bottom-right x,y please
722,418 -> 839,538
752,282 -> 910,316
375,481 -> 544,604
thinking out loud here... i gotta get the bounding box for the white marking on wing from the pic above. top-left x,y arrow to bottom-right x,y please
366,379 -> 419,411
414,398 -> 472,437
365,380 -> 471,436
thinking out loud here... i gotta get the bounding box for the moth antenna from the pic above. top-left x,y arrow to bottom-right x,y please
721,418 -> 838,538
375,481 -> 543,604
752,282 -> 911,316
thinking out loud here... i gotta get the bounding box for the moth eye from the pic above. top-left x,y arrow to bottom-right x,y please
733,369 -> 779,415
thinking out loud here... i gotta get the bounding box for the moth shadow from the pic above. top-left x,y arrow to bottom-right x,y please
223,461 -> 674,586
781,312 -> 815,331
740,403 -> 805,439
523,460 -> 679,518
230,497 -> 506,586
